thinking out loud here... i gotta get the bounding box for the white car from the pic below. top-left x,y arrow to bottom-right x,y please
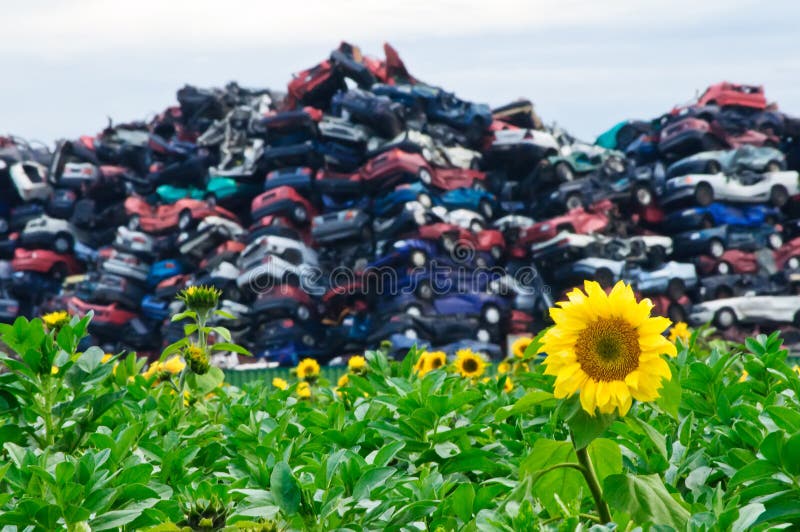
177,216 -> 244,256
561,257 -> 697,299
236,235 -> 321,295
663,170 -> 800,207
532,231 -> 672,262
9,161 -> 50,201
114,226 -> 156,256
690,295 -> 800,329
101,249 -> 151,282
489,128 -> 559,159
19,216 -> 80,253
369,130 -> 482,169
429,206 -> 486,233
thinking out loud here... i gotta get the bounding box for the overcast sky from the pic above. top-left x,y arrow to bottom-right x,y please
2,1 -> 799,145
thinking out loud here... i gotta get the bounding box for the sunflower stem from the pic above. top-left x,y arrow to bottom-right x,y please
575,445 -> 612,524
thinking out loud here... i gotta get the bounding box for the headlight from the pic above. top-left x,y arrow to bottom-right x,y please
689,233 -> 700,240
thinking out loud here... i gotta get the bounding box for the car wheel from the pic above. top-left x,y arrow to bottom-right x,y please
403,328 -> 419,340
292,204 -> 308,223
694,183 -> 714,206
716,261 -> 731,275
54,233 -> 73,254
416,279 -> 433,300
418,167 -> 433,185
768,232 -> 784,249
714,307 -> 736,330
476,328 -> 491,343
709,238 -> 725,258
667,303 -> 687,324
667,278 -> 686,301
554,162 -> 574,182
405,304 -> 423,317
204,193 -> 217,207
634,185 -> 653,206
788,256 -> 800,270
417,193 -> 433,208
410,249 -> 427,268
770,185 -> 789,208
482,304 -> 502,325
470,220 -> 484,233
594,267 -> 614,288
565,193 -> 583,211
766,160 -> 782,172
128,215 -> 141,230
475,255 -> 488,268
706,160 -> 721,174
421,147 -> 434,161
478,199 -> 494,219
296,305 -> 311,321
177,209 -> 193,231
301,334 -> 315,347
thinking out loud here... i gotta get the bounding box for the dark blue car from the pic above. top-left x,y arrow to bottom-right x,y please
666,203 -> 782,232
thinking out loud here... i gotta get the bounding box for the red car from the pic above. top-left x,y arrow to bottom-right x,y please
250,186 -> 316,225
12,248 -> 83,279
199,240 -> 246,270
517,200 -> 612,246
696,250 -> 759,275
249,215 -> 312,245
476,230 -> 506,261
697,82 -> 767,110
429,168 -> 487,191
774,237 -> 800,270
252,285 -> 315,322
361,149 -> 431,192
125,197 -> 238,234
67,296 -> 138,327
286,60 -> 345,109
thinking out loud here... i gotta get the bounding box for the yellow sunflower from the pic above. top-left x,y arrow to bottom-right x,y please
101,353 -> 113,364
424,351 -> 447,374
511,336 -> 533,359
272,377 -> 288,390
538,280 -> 676,416
42,311 -> 69,330
51,365 -> 59,375
348,355 -> 367,373
669,322 -> 690,343
497,360 -> 511,374
414,351 -> 429,375
337,373 -> 350,387
296,358 -> 320,381
162,356 -> 186,375
296,381 -> 312,398
502,376 -> 514,393
454,348 -> 486,379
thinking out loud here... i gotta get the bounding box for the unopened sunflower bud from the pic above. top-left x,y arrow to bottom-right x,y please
184,344 -> 210,375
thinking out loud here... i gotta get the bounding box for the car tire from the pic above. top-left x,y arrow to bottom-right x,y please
470,220 -> 484,233
177,209 -> 193,231
296,305 -> 311,321
716,261 -> 731,275
476,328 -> 491,343
478,199 -> 493,219
709,238 -> 725,258
695,183 -> 714,206
292,204 -> 308,223
204,193 -> 217,207
416,279 -> 433,300
128,215 -> 141,231
54,233 -> 73,254
565,193 -> 583,211
667,278 -> 686,301
714,307 -> 736,330
770,185 -> 789,208
410,249 -> 427,268
301,334 -> 315,347
788,256 -> 800,270
405,304 -> 423,317
766,160 -> 782,172
554,162 -> 574,182
706,160 -> 721,174
768,232 -> 784,250
418,167 -> 433,185
482,304 -> 502,325
222,284 -> 241,301
417,193 -> 433,208
594,267 -> 614,288
634,185 -> 653,206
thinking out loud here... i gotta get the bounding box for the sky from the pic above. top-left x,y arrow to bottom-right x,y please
1,0 -> 799,145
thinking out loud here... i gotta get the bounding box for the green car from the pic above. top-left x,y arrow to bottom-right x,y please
156,177 -> 261,207
546,148 -> 627,182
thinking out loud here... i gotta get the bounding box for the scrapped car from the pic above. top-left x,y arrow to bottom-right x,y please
100,249 -> 151,283
516,200 -> 613,246
312,208 -> 372,244
544,147 -> 627,183
250,186 -> 316,225
250,285 -> 316,322
697,82 -> 767,109
11,248 -> 83,279
673,224 -> 783,258
126,197 -> 239,234
177,216 -> 244,258
156,176 -> 261,207
665,203 -> 781,232
662,170 -> 800,207
666,145 -> 784,178
360,148 -> 432,192
690,295 -> 800,329
18,216 -> 85,253
92,272 -> 146,310
697,273 -> 788,301
774,237 -> 800,270
695,249 -> 761,276
485,128 -> 559,174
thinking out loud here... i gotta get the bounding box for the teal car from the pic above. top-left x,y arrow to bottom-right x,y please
546,148 -> 627,182
156,177 -> 260,207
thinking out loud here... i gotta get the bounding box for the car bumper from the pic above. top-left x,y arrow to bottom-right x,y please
688,307 -> 715,326
252,199 -> 299,221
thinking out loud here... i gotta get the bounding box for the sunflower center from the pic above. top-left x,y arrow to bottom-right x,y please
462,358 -> 479,373
575,317 -> 640,381
431,357 -> 444,369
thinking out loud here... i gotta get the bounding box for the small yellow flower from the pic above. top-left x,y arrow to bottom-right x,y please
296,358 -> 320,381
177,285 -> 221,313
414,351 -> 429,375
348,355 -> 367,373
739,370 -> 748,383
142,361 -> 162,380
42,311 -> 70,330
337,374 -> 350,387
454,348 -> 486,379
424,351 -> 447,374
793,365 -> 799,376
503,376 -> 514,393
51,365 -> 59,375
101,354 -> 113,364
497,360 -> 511,374
296,381 -> 311,398
511,336 -> 533,359
162,356 -> 186,375
272,377 -> 288,390
538,280 -> 677,417
669,322 -> 690,343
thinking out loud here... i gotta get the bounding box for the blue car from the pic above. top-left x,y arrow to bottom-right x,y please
141,294 -> 172,321
249,319 -> 325,366
666,203 -> 782,232
147,259 -> 185,288
425,185 -> 497,219
381,291 -> 509,325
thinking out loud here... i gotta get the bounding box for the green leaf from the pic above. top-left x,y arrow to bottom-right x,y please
782,432 -> 800,476
77,346 -> 105,373
352,467 -> 395,500
210,326 -> 232,342
186,367 -> 225,394
440,449 -> 511,476
587,438 -> 622,483
655,360 -> 681,418
494,390 -> 554,422
566,406 -> 616,450
90,509 -> 143,531
170,310 -> 196,322
603,473 -> 690,528
766,406 -> 800,432
732,503 -> 765,532
372,441 -> 405,467
729,460 -> 779,488
210,342 -> 251,355
449,482 -> 475,523
520,439 -> 581,517
270,461 -> 300,515
214,309 -> 237,320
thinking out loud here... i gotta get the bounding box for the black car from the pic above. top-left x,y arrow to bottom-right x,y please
91,273 -> 146,310
696,273 -> 789,301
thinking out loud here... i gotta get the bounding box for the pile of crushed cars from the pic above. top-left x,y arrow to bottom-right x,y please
2,42 -> 800,366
